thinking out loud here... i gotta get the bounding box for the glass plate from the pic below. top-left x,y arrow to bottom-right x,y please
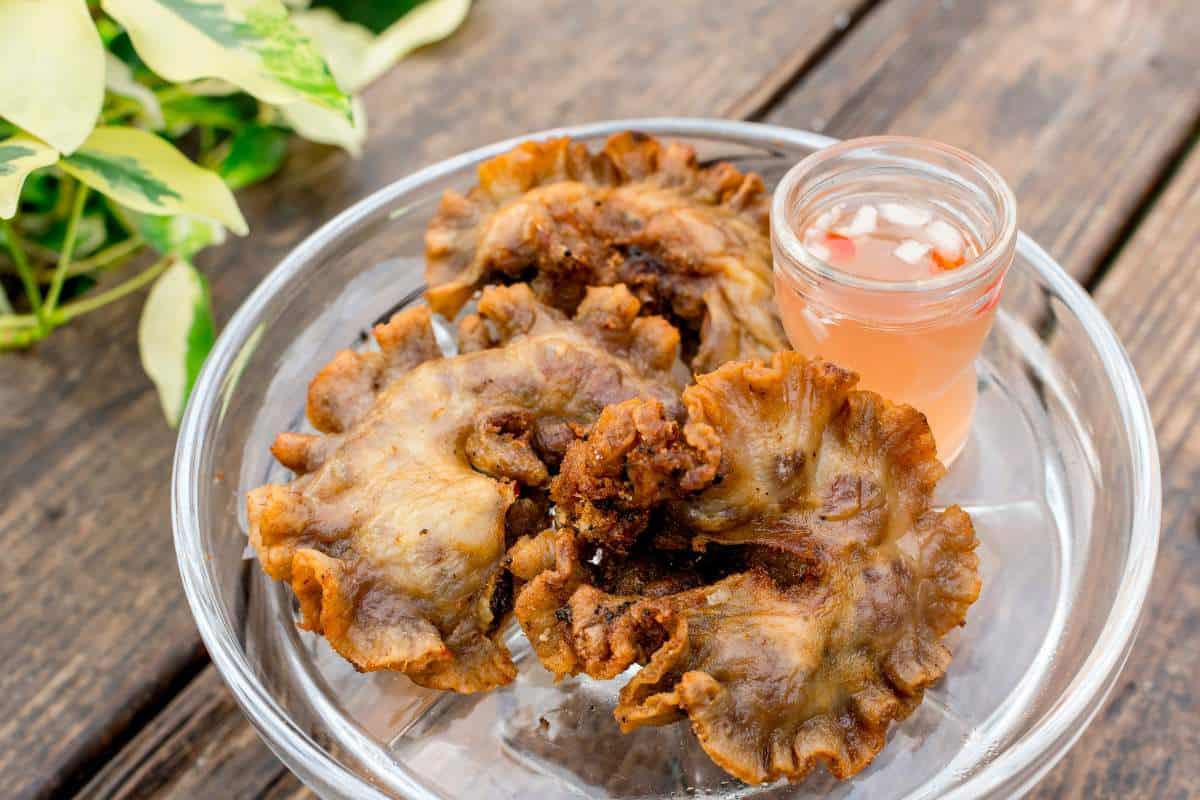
173,119 -> 1161,800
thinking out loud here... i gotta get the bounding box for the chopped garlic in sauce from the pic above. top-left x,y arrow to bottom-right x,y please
893,239 -> 932,264
926,219 -> 964,261
880,201 -> 933,227
837,204 -> 878,237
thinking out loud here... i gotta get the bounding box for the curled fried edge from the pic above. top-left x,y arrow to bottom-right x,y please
424,132 -> 787,372
248,284 -> 688,692
514,352 -> 981,782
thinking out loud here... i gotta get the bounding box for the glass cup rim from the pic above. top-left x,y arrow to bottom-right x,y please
772,135 -> 1019,296
172,117 -> 1160,800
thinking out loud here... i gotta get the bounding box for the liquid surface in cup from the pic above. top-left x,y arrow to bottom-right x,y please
780,198 -> 993,463
800,199 -> 979,280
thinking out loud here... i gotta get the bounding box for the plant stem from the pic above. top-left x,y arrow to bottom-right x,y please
0,312 -> 41,349
52,176 -> 76,219
1,218 -> 43,322
15,239 -> 63,265
0,282 -> 12,314
34,235 -> 144,281
53,256 -> 171,324
0,325 -> 42,348
0,312 -> 38,329
43,183 -> 91,314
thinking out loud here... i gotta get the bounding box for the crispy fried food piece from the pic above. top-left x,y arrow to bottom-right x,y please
304,305 -> 443,434
551,397 -> 720,554
617,508 -> 979,785
513,352 -> 980,783
425,132 -> 787,372
511,528 -> 713,681
512,529 -> 652,680
247,285 -> 687,692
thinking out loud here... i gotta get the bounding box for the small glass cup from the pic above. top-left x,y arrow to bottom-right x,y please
771,136 -> 1018,464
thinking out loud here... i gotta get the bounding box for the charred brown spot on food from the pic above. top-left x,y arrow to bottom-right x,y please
488,569 -> 514,633
505,491 -> 551,544
532,416 -> 578,469
822,474 -> 885,521
774,450 -> 806,483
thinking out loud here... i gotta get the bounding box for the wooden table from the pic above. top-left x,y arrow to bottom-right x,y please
2,1 -> 1196,797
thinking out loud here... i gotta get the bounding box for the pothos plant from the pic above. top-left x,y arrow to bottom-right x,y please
0,0 -> 469,423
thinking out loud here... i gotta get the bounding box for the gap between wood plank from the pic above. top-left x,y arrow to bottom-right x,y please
723,0 -> 884,120
1082,115 -> 1200,294
60,645 -> 209,800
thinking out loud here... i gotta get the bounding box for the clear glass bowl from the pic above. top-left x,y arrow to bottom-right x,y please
173,119 -> 1161,800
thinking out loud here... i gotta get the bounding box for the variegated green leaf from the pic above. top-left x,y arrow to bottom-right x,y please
61,126 -> 248,235
0,0 -> 105,154
105,53 -> 166,130
103,0 -> 352,120
296,0 -> 470,92
0,134 -> 59,218
126,209 -> 227,258
278,94 -> 366,155
139,258 -> 216,426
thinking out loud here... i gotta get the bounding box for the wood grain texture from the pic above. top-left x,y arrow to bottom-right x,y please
0,2 -> 869,798
764,0 -> 1200,283
77,669 -> 289,800
1028,139 -> 1200,800
14,1 -> 1199,797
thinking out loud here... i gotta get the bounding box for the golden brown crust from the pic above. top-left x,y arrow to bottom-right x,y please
424,132 -> 786,373
457,282 -> 693,391
512,529 -> 662,681
248,287 -> 688,692
511,352 -> 981,783
306,305 -> 442,434
551,397 -> 720,553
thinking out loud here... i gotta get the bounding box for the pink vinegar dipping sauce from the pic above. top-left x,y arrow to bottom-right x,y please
771,137 -> 1017,464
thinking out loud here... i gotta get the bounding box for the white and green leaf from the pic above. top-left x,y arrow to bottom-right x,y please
61,126 -> 248,235
139,258 -> 216,426
0,0 -> 105,154
0,134 -> 59,218
102,0 -> 352,119
276,93 -> 366,155
105,53 -> 166,130
122,208 -> 227,258
294,0 -> 471,92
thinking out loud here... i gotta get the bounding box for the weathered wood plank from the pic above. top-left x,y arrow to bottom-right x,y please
0,2 -> 869,798
764,0 -> 1200,284
46,1 -> 1200,797
1028,140 -> 1200,799
77,669 -> 287,800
